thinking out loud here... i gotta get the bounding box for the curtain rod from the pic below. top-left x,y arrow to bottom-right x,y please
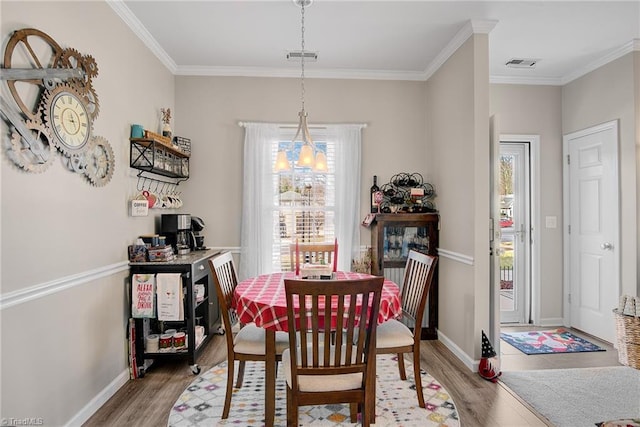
237,121 -> 367,129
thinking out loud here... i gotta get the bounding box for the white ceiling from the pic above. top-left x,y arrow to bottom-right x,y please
112,0 -> 640,85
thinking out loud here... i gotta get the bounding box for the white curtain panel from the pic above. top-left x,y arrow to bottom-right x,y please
240,122 -> 362,280
327,124 -> 362,272
240,123 -> 279,281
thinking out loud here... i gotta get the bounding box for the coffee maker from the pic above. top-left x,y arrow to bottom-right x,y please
190,216 -> 206,250
161,214 -> 191,255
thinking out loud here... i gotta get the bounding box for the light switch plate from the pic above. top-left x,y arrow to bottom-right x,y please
545,216 -> 557,228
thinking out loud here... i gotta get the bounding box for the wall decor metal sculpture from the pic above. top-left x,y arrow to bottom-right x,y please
0,28 -> 114,186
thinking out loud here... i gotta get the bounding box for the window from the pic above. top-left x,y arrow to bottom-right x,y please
271,134 -> 335,271
240,122 -> 363,280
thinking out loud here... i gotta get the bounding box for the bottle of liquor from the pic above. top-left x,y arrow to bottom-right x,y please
370,175 -> 380,213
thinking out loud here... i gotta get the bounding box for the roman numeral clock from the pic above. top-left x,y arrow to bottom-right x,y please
0,28 -> 114,186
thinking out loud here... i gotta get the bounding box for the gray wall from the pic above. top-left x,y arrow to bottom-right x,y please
174,76 -> 428,248
426,34 -> 492,361
490,84 -> 564,323
1,1 -> 174,425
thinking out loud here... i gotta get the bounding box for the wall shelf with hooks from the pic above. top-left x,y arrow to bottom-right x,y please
130,138 -> 190,181
136,170 -> 188,187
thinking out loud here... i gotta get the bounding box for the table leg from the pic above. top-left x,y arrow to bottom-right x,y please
265,329 -> 276,427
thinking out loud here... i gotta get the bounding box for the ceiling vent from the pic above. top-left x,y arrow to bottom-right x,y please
505,58 -> 539,68
286,51 -> 318,61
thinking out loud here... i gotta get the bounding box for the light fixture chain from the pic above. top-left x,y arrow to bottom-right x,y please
300,1 -> 306,113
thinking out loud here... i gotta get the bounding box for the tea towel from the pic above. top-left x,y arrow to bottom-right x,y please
156,273 -> 183,321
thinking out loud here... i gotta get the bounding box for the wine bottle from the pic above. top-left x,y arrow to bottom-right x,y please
370,175 -> 380,213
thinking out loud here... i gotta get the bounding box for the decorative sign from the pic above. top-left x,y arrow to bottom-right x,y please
130,199 -> 149,217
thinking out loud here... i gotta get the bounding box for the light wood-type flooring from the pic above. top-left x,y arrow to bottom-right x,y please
84,326 -> 621,427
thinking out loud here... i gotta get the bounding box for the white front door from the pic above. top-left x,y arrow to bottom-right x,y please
500,143 -> 531,324
564,120 -> 619,343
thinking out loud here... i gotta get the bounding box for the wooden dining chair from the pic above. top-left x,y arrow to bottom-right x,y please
283,277 -> 384,427
288,242 -> 336,269
209,252 -> 289,419
375,250 -> 438,408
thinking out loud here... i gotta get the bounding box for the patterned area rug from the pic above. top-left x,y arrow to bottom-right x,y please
168,355 -> 459,426
500,328 -> 606,355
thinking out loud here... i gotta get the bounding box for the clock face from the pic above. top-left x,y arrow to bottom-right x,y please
50,90 -> 90,149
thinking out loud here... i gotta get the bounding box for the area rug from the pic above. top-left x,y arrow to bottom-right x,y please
168,355 -> 459,426
500,328 -> 606,355
500,366 -> 640,427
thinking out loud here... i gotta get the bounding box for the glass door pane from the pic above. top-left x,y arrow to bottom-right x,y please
500,143 -> 530,324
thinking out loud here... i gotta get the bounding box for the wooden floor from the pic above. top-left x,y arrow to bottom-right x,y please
84,326 -> 621,427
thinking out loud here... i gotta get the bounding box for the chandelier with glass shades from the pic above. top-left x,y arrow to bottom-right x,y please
274,0 -> 327,172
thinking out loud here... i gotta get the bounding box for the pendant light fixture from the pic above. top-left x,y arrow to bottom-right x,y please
274,0 -> 327,172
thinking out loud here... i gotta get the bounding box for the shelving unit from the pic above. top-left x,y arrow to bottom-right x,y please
129,249 -> 224,376
130,137 -> 190,182
371,213 -> 439,339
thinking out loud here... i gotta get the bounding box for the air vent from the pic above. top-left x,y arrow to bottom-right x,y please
505,58 -> 539,68
286,51 -> 318,61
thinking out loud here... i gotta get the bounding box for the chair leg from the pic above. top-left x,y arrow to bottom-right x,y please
235,360 -> 246,388
361,400 -> 370,427
397,353 -> 407,380
413,351 -> 425,408
349,403 -> 358,423
222,359 -> 235,419
286,386 -> 298,427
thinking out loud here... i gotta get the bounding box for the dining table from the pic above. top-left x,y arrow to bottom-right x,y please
233,270 -> 402,427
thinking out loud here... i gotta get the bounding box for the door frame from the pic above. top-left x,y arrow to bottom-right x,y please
499,142 -> 531,324
500,134 -> 541,325
562,120 -> 620,334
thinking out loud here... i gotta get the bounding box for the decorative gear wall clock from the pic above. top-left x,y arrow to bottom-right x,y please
0,28 -> 114,186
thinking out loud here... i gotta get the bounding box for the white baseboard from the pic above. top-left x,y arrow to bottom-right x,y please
65,369 -> 129,427
437,330 -> 479,373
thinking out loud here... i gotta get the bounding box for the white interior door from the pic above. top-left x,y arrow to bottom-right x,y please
564,120 -> 619,343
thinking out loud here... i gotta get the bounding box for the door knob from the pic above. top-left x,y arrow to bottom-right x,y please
601,242 -> 613,250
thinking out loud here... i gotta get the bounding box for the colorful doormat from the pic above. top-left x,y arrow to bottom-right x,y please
168,355 -> 459,426
500,328 -> 606,355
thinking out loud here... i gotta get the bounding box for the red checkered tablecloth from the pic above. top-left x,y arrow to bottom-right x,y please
233,271 -> 402,332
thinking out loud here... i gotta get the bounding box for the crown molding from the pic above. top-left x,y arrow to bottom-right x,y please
423,19 -> 498,81
471,19 -> 499,34
490,75 -> 563,86
561,38 -> 640,85
176,65 -> 426,81
106,0 -> 177,74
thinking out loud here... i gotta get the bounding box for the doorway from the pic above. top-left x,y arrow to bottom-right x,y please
499,141 -> 532,325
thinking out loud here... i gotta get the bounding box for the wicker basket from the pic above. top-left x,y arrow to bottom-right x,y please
613,309 -> 640,369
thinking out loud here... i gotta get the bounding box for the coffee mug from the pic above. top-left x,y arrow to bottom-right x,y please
142,190 -> 157,208
131,124 -> 144,138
